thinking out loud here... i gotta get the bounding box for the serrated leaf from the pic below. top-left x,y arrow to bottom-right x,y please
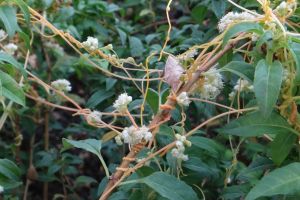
223,22 -> 263,47
0,70 -> 25,106
164,56 -> 184,91
254,60 -> 283,118
245,163 -> 300,200
220,61 -> 255,82
140,172 -> 198,200
219,111 -> 298,137
271,132 -> 297,166
0,5 -> 20,38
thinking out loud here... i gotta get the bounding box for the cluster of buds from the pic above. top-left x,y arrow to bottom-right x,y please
51,79 -> 72,92
229,78 -> 254,100
176,92 -> 190,106
177,49 -> 198,61
274,1 -> 297,18
113,93 -> 132,113
86,110 -> 102,124
116,125 -> 152,146
197,67 -> 224,99
218,11 -> 256,32
171,134 -> 191,161
82,36 -> 99,51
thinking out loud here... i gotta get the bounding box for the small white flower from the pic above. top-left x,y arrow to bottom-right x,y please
171,148 -> 180,157
180,154 -> 189,161
218,12 -> 256,32
233,79 -> 253,92
82,36 -> 99,51
113,93 -> 132,113
199,67 -> 223,99
0,29 -> 6,40
115,135 -> 123,145
0,185 -> 3,193
121,125 -> 152,145
87,111 -> 102,124
51,79 -> 72,92
229,91 -> 235,101
282,68 -> 289,82
104,44 -> 113,51
3,43 -> 18,55
176,92 -> 190,106
229,78 -> 253,100
176,140 -> 184,149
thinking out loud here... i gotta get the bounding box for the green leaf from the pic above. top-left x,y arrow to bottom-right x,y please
0,52 -> 27,77
62,138 -> 102,157
146,88 -> 159,113
18,31 -> 30,50
10,0 -> 30,24
245,163 -> 300,200
220,61 -> 255,82
86,89 -> 114,108
191,6 -> 207,23
223,22 -> 263,47
129,36 -> 144,57
253,60 -> 283,118
189,136 -> 223,158
219,111 -> 298,137
237,156 -> 273,182
270,132 -> 297,166
211,0 -> 226,19
288,42 -> 300,84
117,28 -> 127,46
0,159 -> 21,181
75,175 -> 97,187
0,70 -> 25,106
0,5 -> 20,38
139,172 -> 198,200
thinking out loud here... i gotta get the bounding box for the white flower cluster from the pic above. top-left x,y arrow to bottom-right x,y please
218,12 -> 256,32
199,67 -> 223,99
113,93 -> 132,113
176,92 -> 190,106
229,78 -> 254,100
0,185 -> 3,193
87,110 -> 102,124
51,79 -> 72,92
171,134 -> 191,161
82,36 -> 99,51
3,43 -> 18,55
0,29 -> 6,40
120,125 -> 152,145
